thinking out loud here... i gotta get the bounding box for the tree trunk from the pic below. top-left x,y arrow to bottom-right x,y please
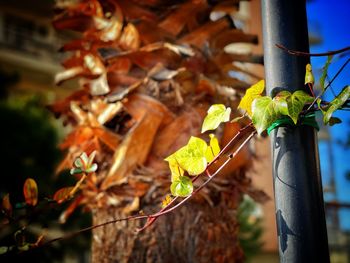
91,175 -> 248,263
51,1 -> 265,262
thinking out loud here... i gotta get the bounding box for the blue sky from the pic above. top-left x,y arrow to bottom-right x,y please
306,0 -> 350,229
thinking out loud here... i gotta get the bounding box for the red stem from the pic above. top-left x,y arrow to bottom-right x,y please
24,123 -> 257,252
276,44 -> 350,57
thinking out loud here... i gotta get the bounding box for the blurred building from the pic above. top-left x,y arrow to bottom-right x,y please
0,0 -> 75,101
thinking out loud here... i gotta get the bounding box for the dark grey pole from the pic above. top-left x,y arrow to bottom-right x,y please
261,0 -> 330,262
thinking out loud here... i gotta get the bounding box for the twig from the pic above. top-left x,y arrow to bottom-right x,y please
306,58 -> 350,112
13,122 -> 256,256
276,44 -> 350,57
137,125 -> 256,231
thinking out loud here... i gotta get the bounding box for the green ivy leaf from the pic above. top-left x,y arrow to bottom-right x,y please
274,91 -> 291,116
164,155 -> 184,182
324,85 -> 350,124
320,56 -> 333,91
205,134 -> 220,163
238,80 -> 265,116
286,90 -> 313,124
201,104 -> 231,133
170,176 -> 193,197
172,136 -> 208,175
251,96 -> 280,135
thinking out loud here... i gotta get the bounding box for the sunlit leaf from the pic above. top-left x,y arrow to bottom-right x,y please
85,163 -> 98,173
55,67 -> 84,85
89,73 -> 110,96
286,90 -> 313,124
70,167 -> 83,175
201,104 -> 231,133
71,151 -> 98,175
88,150 -> 97,167
2,194 -> 12,216
164,155 -> 184,182
251,96 -> 280,135
324,86 -> 350,124
161,195 -> 173,208
119,23 -> 140,51
23,178 -> 38,206
205,134 -> 220,163
170,176 -> 193,197
53,187 -> 74,204
172,136 -> 208,175
274,91 -> 291,116
238,80 -> 265,116
304,63 -> 314,85
319,56 -> 333,91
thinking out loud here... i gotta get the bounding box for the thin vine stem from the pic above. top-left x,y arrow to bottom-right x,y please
276,44 -> 350,57
306,58 -> 350,112
137,127 -> 256,231
34,123 -> 256,250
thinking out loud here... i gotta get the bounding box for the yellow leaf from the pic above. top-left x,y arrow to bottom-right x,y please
171,136 -> 208,176
201,104 -> 231,133
161,195 -> 172,208
205,134 -> 221,163
238,80 -> 265,116
165,155 -> 184,182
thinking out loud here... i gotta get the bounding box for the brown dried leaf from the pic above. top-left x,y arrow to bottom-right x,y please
55,67 -> 85,85
23,178 -> 38,206
158,1 -> 205,36
59,195 -> 84,223
53,187 -> 74,204
150,107 -> 206,158
88,73 -> 110,96
2,194 -> 12,216
179,17 -> 232,48
101,99 -> 164,190
119,23 -> 140,51
210,29 -> 258,50
122,197 -> 140,214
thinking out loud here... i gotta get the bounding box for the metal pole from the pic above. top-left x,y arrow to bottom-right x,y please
261,1 -> 330,262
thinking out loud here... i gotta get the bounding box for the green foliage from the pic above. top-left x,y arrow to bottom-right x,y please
165,156 -> 184,182
252,96 -> 281,135
286,91 -> 314,124
70,151 -> 98,175
319,56 -> 333,91
238,80 -> 265,117
273,91 -> 290,116
166,136 -> 208,176
201,104 -> 231,133
204,134 -> 220,163
251,90 -> 313,134
323,85 -> 350,124
170,176 -> 193,197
